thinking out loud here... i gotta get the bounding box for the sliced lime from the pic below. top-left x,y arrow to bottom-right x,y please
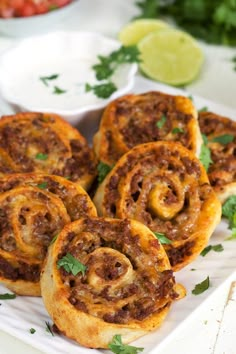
118,19 -> 169,46
138,28 -> 204,86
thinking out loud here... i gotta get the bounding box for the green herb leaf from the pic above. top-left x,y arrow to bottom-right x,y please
97,162 -> 112,184
53,86 -> 67,95
40,74 -> 59,86
37,182 -> 48,190
153,232 -> 172,245
199,143 -> 212,171
85,82 -> 117,99
30,328 -> 36,334
211,134 -> 234,144
156,115 -> 167,129
188,95 -> 194,101
50,234 -> 59,245
57,253 -> 87,276
108,334 -> 144,354
222,195 -> 236,229
172,127 -> 184,134
192,276 -> 210,295
201,244 -> 224,256
45,321 -> 54,336
198,106 -> 208,113
35,153 -> 48,160
226,227 -> 236,240
0,293 -> 16,300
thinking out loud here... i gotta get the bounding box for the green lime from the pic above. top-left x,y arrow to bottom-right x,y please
138,28 -> 204,86
118,19 -> 169,46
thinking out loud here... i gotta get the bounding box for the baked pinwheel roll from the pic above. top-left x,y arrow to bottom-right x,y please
93,91 -> 202,166
94,141 -> 221,271
0,112 -> 97,190
199,111 -> 236,200
0,173 -> 97,296
41,217 -> 184,349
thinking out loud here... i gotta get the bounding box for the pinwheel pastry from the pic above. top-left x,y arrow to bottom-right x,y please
41,216 -> 185,349
0,112 -> 97,190
0,173 -> 97,296
93,141 -> 221,271
93,91 -> 202,166
198,111 -> 236,201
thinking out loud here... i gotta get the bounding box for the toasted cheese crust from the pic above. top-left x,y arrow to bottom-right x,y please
0,112 -> 97,190
93,91 -> 202,166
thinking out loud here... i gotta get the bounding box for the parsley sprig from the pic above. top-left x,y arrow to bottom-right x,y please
222,195 -> 236,239
57,253 -> 87,276
108,334 -> 144,354
85,45 -> 141,99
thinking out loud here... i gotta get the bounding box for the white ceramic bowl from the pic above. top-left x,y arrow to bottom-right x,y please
0,1 -> 80,38
0,31 -> 137,137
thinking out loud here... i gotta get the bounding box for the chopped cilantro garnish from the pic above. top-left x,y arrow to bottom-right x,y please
53,86 -> 67,94
37,182 -> 48,190
40,74 -> 59,86
153,232 -> 172,245
108,334 -> 144,354
172,127 -> 184,134
199,144 -> 212,171
156,115 -> 167,129
198,106 -> 208,113
45,321 -> 54,336
0,293 -> 16,300
30,328 -> 36,334
35,153 -> 48,160
192,276 -> 210,295
97,161 -> 112,184
85,82 -> 117,99
201,244 -> 224,256
57,253 -> 87,276
211,134 -> 234,144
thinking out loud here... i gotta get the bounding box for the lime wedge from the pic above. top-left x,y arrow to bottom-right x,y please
138,28 -> 204,86
118,19 -> 169,46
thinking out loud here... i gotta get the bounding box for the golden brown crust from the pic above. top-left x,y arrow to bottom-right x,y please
93,141 -> 221,271
0,112 -> 97,190
198,111 -> 236,200
41,217 -> 183,348
93,91 -> 202,166
0,173 -> 97,296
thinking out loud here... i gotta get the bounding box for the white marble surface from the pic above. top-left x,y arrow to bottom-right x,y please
0,1 -> 235,353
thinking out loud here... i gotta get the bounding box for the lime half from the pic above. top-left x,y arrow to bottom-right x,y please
138,28 -> 204,86
118,19 -> 169,46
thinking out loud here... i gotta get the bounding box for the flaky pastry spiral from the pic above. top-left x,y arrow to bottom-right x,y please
199,111 -> 236,201
93,91 -> 202,166
41,216 -> 184,349
0,173 -> 97,296
94,141 -> 221,271
0,112 -> 97,190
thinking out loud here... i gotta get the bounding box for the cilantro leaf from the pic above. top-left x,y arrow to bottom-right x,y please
156,115 -> 167,129
198,106 -> 208,113
53,86 -> 67,94
85,82 -> 117,99
35,153 -> 48,160
211,134 -> 234,144
40,74 -> 59,86
153,232 -> 172,245
172,127 -> 184,134
57,253 -> 87,276
199,143 -> 212,171
222,195 -> 236,229
30,328 -> 36,334
97,161 -> 112,184
0,293 -> 16,300
108,334 -> 144,354
37,182 -> 48,190
192,276 -> 210,295
201,244 -> 224,256
45,321 -> 54,336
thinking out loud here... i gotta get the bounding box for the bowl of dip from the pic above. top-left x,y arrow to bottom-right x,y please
0,31 -> 137,136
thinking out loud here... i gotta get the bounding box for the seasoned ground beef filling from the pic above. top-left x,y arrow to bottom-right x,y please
58,218 -> 178,324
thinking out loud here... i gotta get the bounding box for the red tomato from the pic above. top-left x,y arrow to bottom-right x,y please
16,2 -> 36,16
9,0 -> 24,9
